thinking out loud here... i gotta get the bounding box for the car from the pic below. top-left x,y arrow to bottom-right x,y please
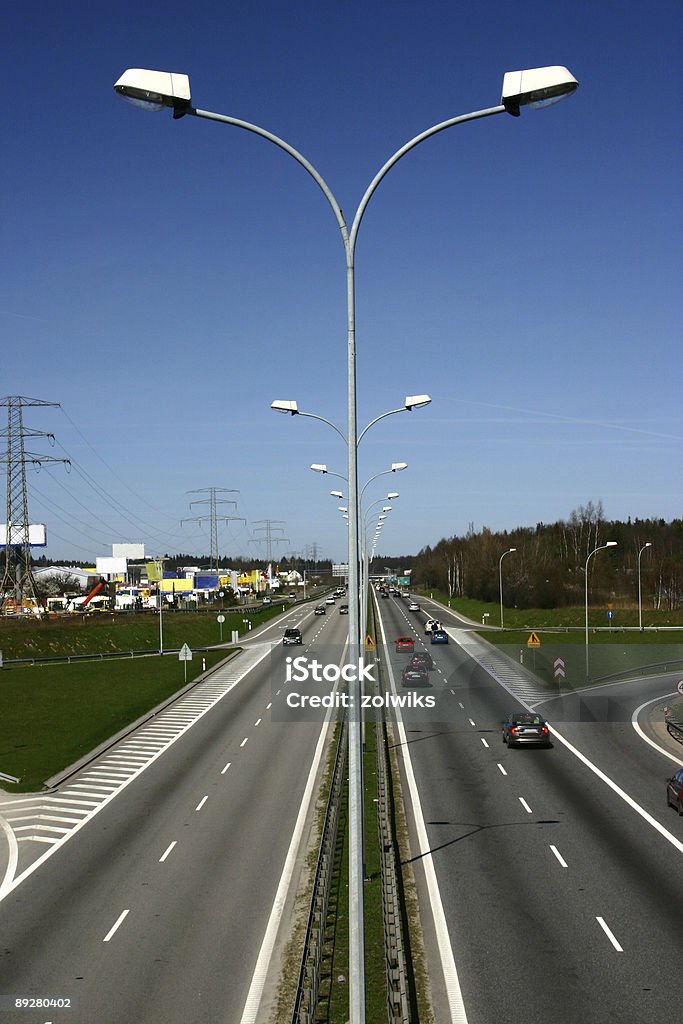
282,628 -> 303,645
666,768 -> 683,814
424,618 -> 442,634
430,629 -> 448,644
409,652 -> 434,672
339,604 -> 349,615
314,605 -> 326,615
288,592 -> 297,599
502,712 -> 551,747
408,602 -> 420,612
401,665 -> 429,687
395,636 -> 415,653
325,596 -> 336,605
380,591 -> 389,598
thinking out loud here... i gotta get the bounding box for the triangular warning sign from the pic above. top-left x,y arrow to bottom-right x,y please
527,632 -> 541,648
365,634 -> 375,649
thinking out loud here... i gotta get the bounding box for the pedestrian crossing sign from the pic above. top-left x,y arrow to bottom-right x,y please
527,632 -> 541,648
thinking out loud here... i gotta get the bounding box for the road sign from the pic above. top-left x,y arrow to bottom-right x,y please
527,632 -> 541,648
607,610 -> 614,620
179,643 -> 193,662
677,679 -> 683,696
332,564 -> 349,577
554,657 -> 566,680
365,635 -> 375,649
217,614 -> 225,623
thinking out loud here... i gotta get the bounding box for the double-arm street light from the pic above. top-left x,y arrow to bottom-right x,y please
498,547 -> 516,628
585,541 -> 617,675
115,64 -> 578,1023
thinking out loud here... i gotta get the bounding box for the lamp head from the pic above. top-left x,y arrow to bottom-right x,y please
386,492 -> 399,500
404,394 -> 432,410
329,490 -> 344,498
391,462 -> 408,472
605,541 -> 618,548
114,69 -> 192,118
501,66 -> 578,117
310,463 -> 327,473
271,400 -> 299,415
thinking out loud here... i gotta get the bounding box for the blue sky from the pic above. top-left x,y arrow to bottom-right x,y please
2,0 -> 681,565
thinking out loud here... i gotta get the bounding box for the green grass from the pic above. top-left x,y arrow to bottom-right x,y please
417,589 -> 683,633
0,604 -> 288,662
0,649 -> 228,792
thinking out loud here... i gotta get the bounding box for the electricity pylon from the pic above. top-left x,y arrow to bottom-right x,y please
0,396 -> 70,610
182,487 -> 245,572
250,519 -> 289,562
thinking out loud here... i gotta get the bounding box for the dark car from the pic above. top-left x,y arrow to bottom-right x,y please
502,712 -> 551,747
380,591 -> 389,598
314,605 -> 326,615
283,628 -> 303,646
339,604 -> 349,615
430,629 -> 448,645
409,652 -> 434,672
395,636 -> 415,653
666,768 -> 683,814
401,665 -> 429,687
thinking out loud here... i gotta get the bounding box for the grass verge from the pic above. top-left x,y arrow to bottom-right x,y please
0,649 -> 227,792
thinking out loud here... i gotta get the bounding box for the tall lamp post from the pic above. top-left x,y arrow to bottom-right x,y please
498,547 -> 516,628
585,541 -> 617,676
115,64 -> 578,1023
637,542 -> 652,632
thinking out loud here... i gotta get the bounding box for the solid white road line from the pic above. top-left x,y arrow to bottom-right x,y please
376,603 -> 470,1024
103,909 -> 129,942
549,845 -> 568,868
596,916 -> 623,952
159,841 -> 177,863
632,693 -> 683,767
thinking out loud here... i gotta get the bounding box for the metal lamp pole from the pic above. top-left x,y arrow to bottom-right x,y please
115,64 -> 579,1023
637,542 -> 652,632
498,547 -> 516,628
584,541 -> 617,676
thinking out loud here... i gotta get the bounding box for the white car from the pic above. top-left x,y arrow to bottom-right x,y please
425,618 -> 442,634
325,596 -> 336,605
408,602 -> 420,612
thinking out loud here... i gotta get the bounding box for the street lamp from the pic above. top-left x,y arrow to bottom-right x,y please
585,541 -> 617,675
637,542 -> 652,632
115,64 -> 578,1023
498,547 -> 516,628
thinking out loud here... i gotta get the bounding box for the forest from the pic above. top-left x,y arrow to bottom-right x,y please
410,502 -> 683,611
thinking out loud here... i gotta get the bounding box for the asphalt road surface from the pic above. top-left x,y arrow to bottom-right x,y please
375,590 -> 683,1024
0,601 -> 350,1024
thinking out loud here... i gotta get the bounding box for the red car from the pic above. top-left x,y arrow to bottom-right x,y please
395,636 -> 415,653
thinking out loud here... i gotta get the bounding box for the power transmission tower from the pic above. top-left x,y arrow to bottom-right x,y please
250,520 -> 289,562
0,396 -> 70,610
181,488 -> 245,572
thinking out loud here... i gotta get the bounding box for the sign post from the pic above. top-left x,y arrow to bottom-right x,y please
179,642 -> 193,683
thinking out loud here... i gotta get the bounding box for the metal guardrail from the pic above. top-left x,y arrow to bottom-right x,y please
0,645 -> 231,669
376,710 -> 411,1024
292,717 -> 348,1024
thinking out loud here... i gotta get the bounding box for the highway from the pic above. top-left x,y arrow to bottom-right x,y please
0,601 -> 349,1024
374,590 -> 683,1024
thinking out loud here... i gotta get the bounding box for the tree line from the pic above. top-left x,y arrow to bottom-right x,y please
410,503 -> 683,610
